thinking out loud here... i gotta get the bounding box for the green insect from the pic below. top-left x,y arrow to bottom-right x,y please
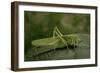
32,26 -> 81,51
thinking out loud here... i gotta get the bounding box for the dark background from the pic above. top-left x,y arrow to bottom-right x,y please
24,11 -> 90,60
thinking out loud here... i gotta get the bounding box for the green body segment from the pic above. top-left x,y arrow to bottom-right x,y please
32,34 -> 81,48
64,35 -> 81,46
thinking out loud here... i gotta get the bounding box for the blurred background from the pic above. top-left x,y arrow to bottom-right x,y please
24,11 -> 90,59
